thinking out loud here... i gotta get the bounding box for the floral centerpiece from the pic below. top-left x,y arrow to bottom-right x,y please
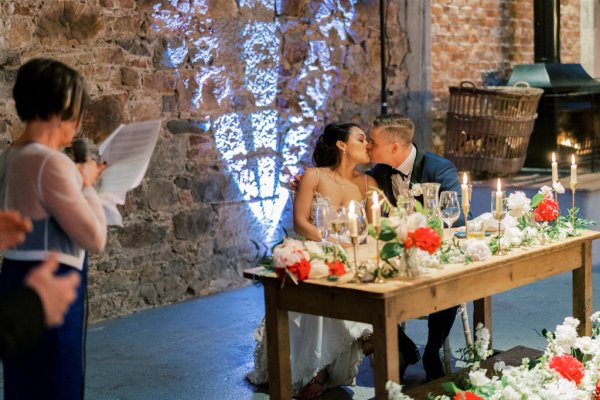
263,238 -> 350,284
387,313 -> 600,400
363,193 -> 443,280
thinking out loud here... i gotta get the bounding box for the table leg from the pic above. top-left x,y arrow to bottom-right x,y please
573,241 -> 592,337
264,283 -> 292,399
372,302 -> 399,399
473,296 -> 493,348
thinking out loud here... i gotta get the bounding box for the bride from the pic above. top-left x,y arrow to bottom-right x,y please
248,123 -> 378,399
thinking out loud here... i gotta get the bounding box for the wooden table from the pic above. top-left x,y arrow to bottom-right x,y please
244,230 -> 600,399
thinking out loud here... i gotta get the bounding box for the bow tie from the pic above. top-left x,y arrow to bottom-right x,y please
391,169 -> 408,181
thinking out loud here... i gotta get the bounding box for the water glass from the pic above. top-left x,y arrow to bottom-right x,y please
440,191 -> 460,242
314,204 -> 331,242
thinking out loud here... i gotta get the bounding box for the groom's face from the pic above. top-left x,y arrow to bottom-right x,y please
367,128 -> 393,165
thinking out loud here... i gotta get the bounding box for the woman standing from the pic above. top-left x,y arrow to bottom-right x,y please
0,58 -> 107,399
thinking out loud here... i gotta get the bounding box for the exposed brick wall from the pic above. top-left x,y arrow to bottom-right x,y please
430,0 -> 581,154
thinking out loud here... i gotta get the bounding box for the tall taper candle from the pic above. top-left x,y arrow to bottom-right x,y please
348,201 -> 358,237
371,192 -> 381,228
495,178 -> 503,219
551,152 -> 558,183
571,154 -> 578,184
461,172 -> 469,208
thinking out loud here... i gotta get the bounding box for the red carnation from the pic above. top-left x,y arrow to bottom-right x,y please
407,227 -> 442,254
548,354 -> 585,385
326,260 -> 346,277
454,391 -> 483,400
276,259 -> 311,281
534,197 -> 559,222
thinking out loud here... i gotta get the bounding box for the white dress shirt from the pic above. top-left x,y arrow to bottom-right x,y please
391,144 -> 417,198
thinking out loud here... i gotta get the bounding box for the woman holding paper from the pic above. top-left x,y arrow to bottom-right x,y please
0,58 -> 107,400
248,123 -> 377,399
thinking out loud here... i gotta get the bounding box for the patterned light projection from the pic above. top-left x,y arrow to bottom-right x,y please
151,1 -> 356,245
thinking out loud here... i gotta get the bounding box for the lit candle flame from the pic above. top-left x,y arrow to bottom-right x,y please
372,191 -> 378,205
497,178 -> 501,192
552,152 -> 556,163
463,172 -> 468,185
572,154 -> 576,165
349,200 -> 355,214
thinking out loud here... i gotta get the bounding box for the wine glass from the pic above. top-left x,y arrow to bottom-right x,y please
439,191 -> 460,242
330,206 -> 348,246
314,204 -> 331,242
353,202 -> 369,244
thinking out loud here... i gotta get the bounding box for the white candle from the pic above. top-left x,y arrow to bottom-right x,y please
461,172 -> 469,208
348,201 -> 358,237
495,178 -> 503,218
571,154 -> 578,184
371,192 -> 381,227
551,152 -> 558,183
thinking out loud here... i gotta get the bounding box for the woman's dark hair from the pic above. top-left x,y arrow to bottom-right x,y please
12,58 -> 88,124
312,122 -> 360,167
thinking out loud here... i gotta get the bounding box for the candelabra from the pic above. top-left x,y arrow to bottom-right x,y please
571,182 -> 578,231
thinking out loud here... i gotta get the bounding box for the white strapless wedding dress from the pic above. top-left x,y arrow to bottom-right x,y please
247,192 -> 373,394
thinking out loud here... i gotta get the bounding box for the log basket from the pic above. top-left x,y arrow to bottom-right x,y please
443,81 -> 543,177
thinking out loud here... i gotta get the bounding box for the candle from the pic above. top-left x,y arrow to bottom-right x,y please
571,154 -> 577,184
551,152 -> 558,183
371,192 -> 381,227
461,172 -> 469,208
348,201 -> 358,237
495,178 -> 503,219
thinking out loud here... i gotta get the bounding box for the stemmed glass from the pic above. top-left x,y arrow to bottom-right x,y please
439,191 -> 460,243
314,204 -> 331,243
330,206 -> 348,245
491,190 -> 506,252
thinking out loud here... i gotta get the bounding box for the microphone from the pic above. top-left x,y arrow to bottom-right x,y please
71,139 -> 89,163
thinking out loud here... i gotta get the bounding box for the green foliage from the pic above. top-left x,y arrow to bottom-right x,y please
530,193 -> 544,208
380,242 -> 403,260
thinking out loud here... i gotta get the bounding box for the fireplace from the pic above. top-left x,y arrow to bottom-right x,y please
507,0 -> 600,171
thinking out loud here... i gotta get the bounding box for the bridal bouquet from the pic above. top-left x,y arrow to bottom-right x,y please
387,313 -> 600,400
367,211 -> 442,279
268,238 -> 349,284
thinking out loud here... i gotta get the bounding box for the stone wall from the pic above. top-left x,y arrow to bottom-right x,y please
0,0 -> 409,321
430,0 -> 581,154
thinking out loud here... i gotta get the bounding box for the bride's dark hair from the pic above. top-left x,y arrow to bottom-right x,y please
313,122 -> 360,167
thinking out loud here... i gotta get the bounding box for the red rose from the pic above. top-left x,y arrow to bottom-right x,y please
594,379 -> 600,400
454,391 -> 483,400
534,197 -> 559,222
548,354 -> 585,385
326,260 -> 346,277
276,259 -> 311,281
408,227 -> 442,254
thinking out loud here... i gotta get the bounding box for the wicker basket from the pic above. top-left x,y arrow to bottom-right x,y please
443,81 -> 543,177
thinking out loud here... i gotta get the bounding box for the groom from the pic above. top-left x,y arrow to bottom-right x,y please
366,113 -> 463,381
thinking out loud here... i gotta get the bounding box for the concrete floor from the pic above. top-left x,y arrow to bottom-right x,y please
0,268 -> 591,400
0,269 -> 594,399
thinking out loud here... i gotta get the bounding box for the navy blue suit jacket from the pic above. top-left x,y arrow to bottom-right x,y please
366,146 -> 466,226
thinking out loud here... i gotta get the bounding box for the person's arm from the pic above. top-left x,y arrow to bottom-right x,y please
293,168 -> 322,241
39,153 -> 107,252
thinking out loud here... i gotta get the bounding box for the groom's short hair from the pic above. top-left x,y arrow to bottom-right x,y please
372,114 -> 414,145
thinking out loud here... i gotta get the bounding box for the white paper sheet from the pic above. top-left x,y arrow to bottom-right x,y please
97,119 -> 161,226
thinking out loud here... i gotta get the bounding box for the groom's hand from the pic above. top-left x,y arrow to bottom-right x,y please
289,173 -> 303,192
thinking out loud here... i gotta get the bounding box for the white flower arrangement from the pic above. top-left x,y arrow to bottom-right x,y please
387,316 -> 600,400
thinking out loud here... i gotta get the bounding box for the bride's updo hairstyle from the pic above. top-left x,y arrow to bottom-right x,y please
313,122 -> 359,167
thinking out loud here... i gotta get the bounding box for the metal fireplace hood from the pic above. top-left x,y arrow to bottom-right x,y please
508,63 -> 600,95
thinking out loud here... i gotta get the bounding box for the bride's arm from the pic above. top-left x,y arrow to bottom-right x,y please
293,168 -> 321,241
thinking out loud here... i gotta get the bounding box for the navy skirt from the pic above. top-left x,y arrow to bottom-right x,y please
0,257 -> 87,400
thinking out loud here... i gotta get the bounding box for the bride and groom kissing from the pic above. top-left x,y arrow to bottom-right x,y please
248,114 -> 465,399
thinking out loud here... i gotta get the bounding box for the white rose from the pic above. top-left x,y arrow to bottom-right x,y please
552,181 -> 565,194
303,241 -> 324,258
506,191 -> 531,218
462,239 -> 492,261
539,185 -> 553,197
406,212 -> 427,231
308,259 -> 329,279
468,369 -> 490,386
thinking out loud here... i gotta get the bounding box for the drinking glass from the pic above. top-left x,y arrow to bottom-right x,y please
439,191 -> 460,242
314,204 -> 331,242
330,206 -> 348,246
353,202 -> 369,244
